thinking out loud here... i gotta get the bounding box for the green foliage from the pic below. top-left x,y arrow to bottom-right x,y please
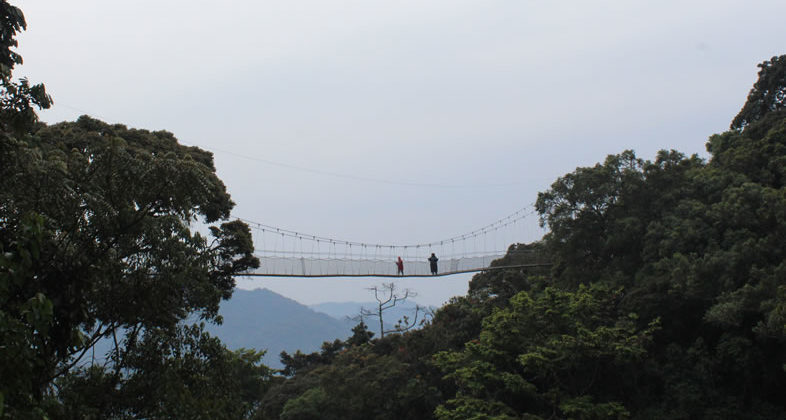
346,320 -> 374,347
279,339 -> 348,377
0,1 -> 50,135
0,116 -> 264,415
0,10 -> 261,411
434,285 -> 656,419
468,242 -> 550,303
732,55 -> 786,130
433,397 -> 518,420
259,297 -> 489,419
559,396 -> 629,420
0,0 -> 25,72
280,387 -> 331,420
0,76 -> 51,135
0,214 -> 54,418
1,116 -> 260,406
52,324 -> 273,419
123,324 -> 272,419
4,8 -> 785,417
262,57 -> 786,419
284,348 -> 438,420
536,149 -> 704,289
532,99 -> 786,416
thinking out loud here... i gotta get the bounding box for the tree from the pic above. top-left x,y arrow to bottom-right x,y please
359,283 -> 429,338
467,242 -> 550,303
535,149 -> 705,289
434,285 -> 658,419
345,320 -> 374,347
1,4 -> 265,415
0,1 -> 50,135
533,95 -> 786,416
259,57 -> 786,419
732,55 -> 786,130
0,115 -> 261,415
262,296 -> 473,420
279,339 -> 349,377
0,214 -> 53,419
53,324 -> 274,419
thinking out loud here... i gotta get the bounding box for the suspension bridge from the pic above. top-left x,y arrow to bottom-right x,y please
236,206 -> 550,278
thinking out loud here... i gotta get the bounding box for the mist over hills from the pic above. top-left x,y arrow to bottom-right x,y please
205,288 -> 354,367
203,289 -> 433,368
91,289 -> 432,369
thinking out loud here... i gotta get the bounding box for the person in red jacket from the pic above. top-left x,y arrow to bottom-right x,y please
396,256 -> 404,275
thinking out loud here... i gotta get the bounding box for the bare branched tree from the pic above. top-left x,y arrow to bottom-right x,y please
358,283 -> 431,338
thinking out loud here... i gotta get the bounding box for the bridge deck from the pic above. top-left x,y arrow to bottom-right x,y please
235,263 -> 551,278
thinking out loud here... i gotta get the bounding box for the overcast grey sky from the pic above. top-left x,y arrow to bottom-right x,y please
16,0 -> 786,305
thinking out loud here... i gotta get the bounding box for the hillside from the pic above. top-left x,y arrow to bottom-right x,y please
207,289 -> 354,367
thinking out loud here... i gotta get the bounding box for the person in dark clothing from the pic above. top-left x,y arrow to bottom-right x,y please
428,253 -> 438,275
396,256 -> 404,275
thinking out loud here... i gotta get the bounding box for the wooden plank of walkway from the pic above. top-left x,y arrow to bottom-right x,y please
234,263 -> 552,278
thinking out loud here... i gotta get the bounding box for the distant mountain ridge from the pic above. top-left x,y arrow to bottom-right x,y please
207,290 -> 434,368
89,289 -> 429,369
206,288 -> 354,367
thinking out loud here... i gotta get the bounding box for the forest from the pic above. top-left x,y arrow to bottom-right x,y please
2,1 -> 786,418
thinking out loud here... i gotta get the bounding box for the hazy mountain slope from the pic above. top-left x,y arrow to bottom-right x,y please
207,288 -> 354,367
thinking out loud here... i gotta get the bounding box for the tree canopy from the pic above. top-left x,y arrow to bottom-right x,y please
732,54 -> 786,130
0,115 -> 267,417
3,1 -> 786,416
0,2 -> 264,416
254,59 -> 786,418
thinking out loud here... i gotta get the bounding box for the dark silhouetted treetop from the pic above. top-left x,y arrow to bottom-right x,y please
0,114 -> 259,415
1,3 -> 265,416
0,0 -> 25,73
732,55 -> 786,130
0,1 -> 51,135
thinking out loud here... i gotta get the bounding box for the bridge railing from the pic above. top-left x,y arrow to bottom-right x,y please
247,254 -> 504,277
239,248 -> 550,277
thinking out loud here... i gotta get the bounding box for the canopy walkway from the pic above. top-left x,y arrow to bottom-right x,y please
236,206 -> 550,278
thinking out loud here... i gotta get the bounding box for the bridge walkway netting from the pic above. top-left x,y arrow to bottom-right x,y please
236,205 -> 548,277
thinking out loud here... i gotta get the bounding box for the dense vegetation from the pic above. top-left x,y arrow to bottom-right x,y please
256,64 -> 786,417
0,3 -> 267,418
2,1 -> 785,418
